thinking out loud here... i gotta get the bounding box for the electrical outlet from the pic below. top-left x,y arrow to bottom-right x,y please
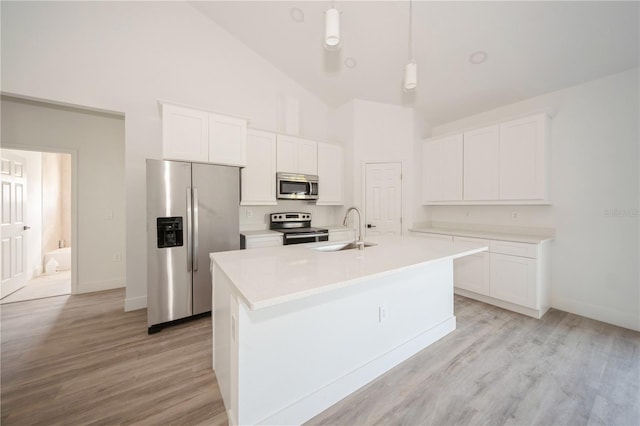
105,209 -> 114,220
246,209 -> 253,218
113,252 -> 121,262
511,212 -> 518,219
379,305 -> 388,323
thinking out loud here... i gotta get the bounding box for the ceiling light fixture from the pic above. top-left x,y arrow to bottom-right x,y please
324,1 -> 340,50
290,7 -> 305,23
469,51 -> 488,65
344,57 -> 357,68
403,0 -> 417,91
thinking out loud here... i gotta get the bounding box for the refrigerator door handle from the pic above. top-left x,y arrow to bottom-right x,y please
193,187 -> 199,272
186,187 -> 193,272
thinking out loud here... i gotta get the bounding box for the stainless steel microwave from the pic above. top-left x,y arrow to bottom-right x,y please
276,173 -> 319,200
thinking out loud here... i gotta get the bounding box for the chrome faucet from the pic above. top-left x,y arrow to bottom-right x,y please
342,207 -> 364,250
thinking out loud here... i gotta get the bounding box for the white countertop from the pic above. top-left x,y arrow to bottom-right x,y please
409,226 -> 554,244
210,235 -> 487,311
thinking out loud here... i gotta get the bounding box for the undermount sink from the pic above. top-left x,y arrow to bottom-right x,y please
312,241 -> 378,252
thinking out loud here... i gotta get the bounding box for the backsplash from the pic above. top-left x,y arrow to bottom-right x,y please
239,200 -> 341,231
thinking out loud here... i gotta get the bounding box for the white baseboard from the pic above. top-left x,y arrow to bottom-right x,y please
76,279 -> 124,294
125,295 -> 147,311
552,295 -> 639,332
258,316 -> 456,426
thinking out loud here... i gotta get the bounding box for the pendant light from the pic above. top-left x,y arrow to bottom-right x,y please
324,1 -> 340,50
403,0 -> 417,91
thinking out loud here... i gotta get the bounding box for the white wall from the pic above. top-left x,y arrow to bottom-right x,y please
352,99 -> 416,235
239,201 -> 339,231
2,1 -> 335,310
1,97 -> 126,294
423,68 -> 640,330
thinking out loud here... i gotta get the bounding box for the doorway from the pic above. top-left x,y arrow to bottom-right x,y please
364,162 -> 402,237
1,149 -> 72,303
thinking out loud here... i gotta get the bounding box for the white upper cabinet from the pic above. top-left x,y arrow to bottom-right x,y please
241,129 -> 277,206
499,114 -> 548,201
421,113 -> 550,205
162,104 -> 209,163
422,134 -> 463,202
463,125 -> 500,201
276,135 -> 318,175
161,102 -> 247,167
208,113 -> 247,167
316,142 -> 343,205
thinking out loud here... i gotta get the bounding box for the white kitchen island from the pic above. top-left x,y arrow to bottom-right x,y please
210,235 -> 487,426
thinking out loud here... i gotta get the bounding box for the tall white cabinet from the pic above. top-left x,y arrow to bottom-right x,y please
276,135 -> 318,175
499,114 -> 548,200
241,129 -> 277,206
161,102 -> 247,167
463,125 -> 500,201
316,142 -> 343,205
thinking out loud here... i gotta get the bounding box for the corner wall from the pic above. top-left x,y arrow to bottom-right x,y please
1,97 -> 126,294
424,68 -> 640,330
1,1 -> 334,310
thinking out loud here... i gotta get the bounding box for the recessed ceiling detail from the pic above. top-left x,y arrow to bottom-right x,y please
191,1 -> 640,126
469,51 -> 488,65
344,57 -> 357,69
290,7 -> 304,23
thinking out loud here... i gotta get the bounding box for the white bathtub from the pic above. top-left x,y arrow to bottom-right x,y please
44,247 -> 71,272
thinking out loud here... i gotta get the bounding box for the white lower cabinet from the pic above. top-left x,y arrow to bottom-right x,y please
413,231 -> 550,318
240,233 -> 283,249
453,237 -> 491,296
490,253 -> 537,308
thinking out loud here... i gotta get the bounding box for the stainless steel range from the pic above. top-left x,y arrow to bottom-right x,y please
270,212 -> 329,245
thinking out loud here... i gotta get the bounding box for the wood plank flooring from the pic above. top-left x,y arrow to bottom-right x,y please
1,290 -> 638,425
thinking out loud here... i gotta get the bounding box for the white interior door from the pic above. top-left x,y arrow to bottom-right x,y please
364,162 -> 402,237
1,151 -> 28,298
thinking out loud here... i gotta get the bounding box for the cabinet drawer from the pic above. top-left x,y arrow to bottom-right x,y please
242,236 -> 283,249
412,232 -> 453,243
490,240 -> 537,258
453,236 -> 491,247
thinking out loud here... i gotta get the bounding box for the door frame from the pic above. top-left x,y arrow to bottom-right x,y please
1,143 -> 79,295
361,161 -> 403,237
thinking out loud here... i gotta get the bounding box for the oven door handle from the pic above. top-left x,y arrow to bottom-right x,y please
285,233 -> 329,239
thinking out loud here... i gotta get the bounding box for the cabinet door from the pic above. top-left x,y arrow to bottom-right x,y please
463,125 -> 499,200
241,129 -> 277,205
490,253 -> 537,308
454,252 -> 491,295
276,135 -> 298,173
499,114 -> 548,200
316,142 -> 342,205
162,104 -> 209,162
422,134 -> 463,202
296,139 -> 318,175
209,113 -> 247,167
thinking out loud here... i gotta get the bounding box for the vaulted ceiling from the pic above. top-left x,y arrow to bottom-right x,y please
191,1 -> 639,125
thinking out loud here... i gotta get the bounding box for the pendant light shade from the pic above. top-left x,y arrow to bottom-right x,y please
404,61 -> 418,91
325,7 -> 340,49
403,0 -> 417,92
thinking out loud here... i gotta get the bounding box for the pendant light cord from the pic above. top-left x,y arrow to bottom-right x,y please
408,0 -> 413,62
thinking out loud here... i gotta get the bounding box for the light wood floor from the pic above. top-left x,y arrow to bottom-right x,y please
1,290 -> 638,425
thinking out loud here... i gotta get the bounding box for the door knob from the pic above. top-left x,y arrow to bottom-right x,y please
367,224 -> 376,228
23,226 -> 31,230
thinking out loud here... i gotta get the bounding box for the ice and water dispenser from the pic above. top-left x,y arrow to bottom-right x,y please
156,217 -> 183,248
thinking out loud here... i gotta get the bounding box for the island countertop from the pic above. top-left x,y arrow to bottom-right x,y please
210,235 -> 487,311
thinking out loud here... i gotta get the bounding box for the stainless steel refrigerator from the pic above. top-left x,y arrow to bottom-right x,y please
146,159 -> 239,333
